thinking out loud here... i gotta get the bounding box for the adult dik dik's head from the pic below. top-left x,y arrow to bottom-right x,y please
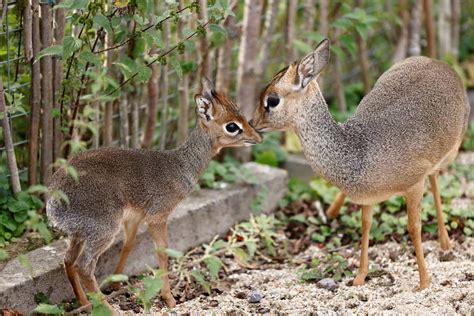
251,39 -> 330,132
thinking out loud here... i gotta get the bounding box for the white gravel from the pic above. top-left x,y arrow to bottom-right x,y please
152,238 -> 474,315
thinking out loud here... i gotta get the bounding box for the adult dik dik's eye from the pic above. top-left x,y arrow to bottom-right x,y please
267,96 -> 280,108
225,122 -> 241,134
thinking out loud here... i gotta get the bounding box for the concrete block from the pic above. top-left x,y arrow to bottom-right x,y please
0,163 -> 288,312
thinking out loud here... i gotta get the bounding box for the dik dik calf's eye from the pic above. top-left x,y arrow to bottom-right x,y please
267,96 -> 280,108
225,122 -> 241,134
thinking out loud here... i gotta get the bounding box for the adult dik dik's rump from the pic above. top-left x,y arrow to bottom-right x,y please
251,39 -> 470,289
46,78 -> 262,313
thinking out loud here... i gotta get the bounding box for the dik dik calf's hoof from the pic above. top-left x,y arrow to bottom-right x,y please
162,294 -> 176,308
352,275 -> 367,286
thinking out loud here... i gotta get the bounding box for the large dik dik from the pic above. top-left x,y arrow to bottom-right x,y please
46,78 -> 262,311
251,39 -> 470,289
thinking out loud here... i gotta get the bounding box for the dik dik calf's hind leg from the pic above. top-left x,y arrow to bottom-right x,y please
111,217 -> 142,290
148,222 -> 176,308
327,192 -> 346,219
406,181 -> 430,289
353,205 -> 374,286
64,237 -> 88,306
429,173 -> 451,250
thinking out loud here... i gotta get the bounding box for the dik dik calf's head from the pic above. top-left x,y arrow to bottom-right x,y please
195,78 -> 262,151
251,39 -> 330,132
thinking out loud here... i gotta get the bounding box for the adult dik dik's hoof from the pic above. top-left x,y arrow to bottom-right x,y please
352,275 -> 366,286
162,294 -> 176,308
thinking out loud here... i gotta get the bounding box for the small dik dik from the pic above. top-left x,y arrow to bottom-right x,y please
46,78 -> 262,311
251,39 -> 470,289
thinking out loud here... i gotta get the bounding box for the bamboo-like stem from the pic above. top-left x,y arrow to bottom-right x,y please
22,0 -> 32,62
53,2 -> 65,161
103,32 -> 114,147
27,0 -> 41,186
285,0 -> 296,64
354,0 -> 370,94
197,0 -> 211,80
0,78 -> 21,194
177,0 -> 190,145
159,14 -> 170,151
40,2 -> 53,185
422,0 -> 436,58
257,0 -> 279,81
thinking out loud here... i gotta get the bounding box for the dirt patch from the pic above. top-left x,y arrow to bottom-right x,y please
146,238 -> 474,314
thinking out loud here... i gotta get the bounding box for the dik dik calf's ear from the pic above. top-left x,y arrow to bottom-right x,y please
296,38 -> 330,89
195,94 -> 214,121
200,77 -> 216,100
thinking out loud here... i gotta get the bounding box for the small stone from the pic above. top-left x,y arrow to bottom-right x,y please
317,278 -> 338,291
248,291 -> 263,303
358,293 -> 369,302
439,251 -> 455,262
235,291 -> 247,299
209,300 -> 219,307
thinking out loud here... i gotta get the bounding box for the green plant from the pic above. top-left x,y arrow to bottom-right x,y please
299,252 -> 353,282
252,132 -> 288,167
461,122 -> 474,151
198,156 -> 256,189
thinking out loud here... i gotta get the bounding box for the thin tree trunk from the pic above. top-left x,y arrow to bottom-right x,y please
177,0 -> 190,145
129,90 -> 139,148
303,0 -> 316,39
318,0 -> 328,88
159,17 -> 170,150
256,0 -> 279,82
0,77 -> 21,194
423,0 -> 436,58
197,0 -> 211,80
142,48 -> 159,148
438,0 -> 452,59
332,29 -> 346,113
40,2 -> 53,185
103,33 -> 114,146
28,0 -> 41,186
451,0 -> 460,58
392,0 -> 410,63
408,0 -> 422,56
119,95 -> 129,148
22,0 -> 32,63
237,0 -> 263,118
92,100 -> 100,149
52,3 -> 65,160
285,0 -> 297,64
216,0 -> 238,93
354,0 -> 370,94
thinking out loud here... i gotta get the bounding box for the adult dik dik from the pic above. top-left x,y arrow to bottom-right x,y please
251,39 -> 470,289
46,78 -> 262,312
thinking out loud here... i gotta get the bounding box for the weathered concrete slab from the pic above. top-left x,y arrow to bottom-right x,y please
0,163 -> 288,312
283,154 -> 314,182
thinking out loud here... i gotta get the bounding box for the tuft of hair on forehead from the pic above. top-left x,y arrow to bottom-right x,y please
210,90 -> 241,116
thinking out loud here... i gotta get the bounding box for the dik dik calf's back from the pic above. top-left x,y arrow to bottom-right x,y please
46,78 -> 261,312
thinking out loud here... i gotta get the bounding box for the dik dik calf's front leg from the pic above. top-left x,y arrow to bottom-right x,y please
148,222 -> 176,308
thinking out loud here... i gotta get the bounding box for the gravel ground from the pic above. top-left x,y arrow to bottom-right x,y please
142,238 -> 474,315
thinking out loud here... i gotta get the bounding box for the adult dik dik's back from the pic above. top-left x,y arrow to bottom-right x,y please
251,39 -> 470,289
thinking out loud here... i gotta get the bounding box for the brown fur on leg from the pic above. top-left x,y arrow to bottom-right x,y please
429,173 -> 451,250
353,205 -> 374,286
327,191 -> 346,219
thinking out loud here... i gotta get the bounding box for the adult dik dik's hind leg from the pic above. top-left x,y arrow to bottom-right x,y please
148,222 -> 177,308
64,237 -> 88,306
326,192 -> 346,219
429,173 -> 451,250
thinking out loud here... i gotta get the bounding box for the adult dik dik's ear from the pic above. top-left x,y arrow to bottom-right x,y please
296,39 -> 330,89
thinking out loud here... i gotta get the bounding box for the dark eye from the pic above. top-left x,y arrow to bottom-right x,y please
225,122 -> 241,134
267,96 -> 280,108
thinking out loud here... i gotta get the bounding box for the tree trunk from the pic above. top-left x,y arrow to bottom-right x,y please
52,3 -> 65,161
28,0 -> 41,186
332,28 -> 346,113
408,0 -> 422,56
197,0 -> 211,80
142,49 -> 159,148
22,0 -> 32,63
354,0 -> 370,94
236,0 -> 263,118
257,0 -> 279,82
451,0 -> 460,58
422,0 -> 436,58
103,33 -> 114,147
177,0 -> 190,145
438,0 -> 452,59
303,0 -> 316,39
40,2 -> 53,185
0,77 -> 21,194
119,95 -> 129,148
159,17 -> 170,150
318,0 -> 328,87
392,0 -> 410,63
129,90 -> 139,148
285,0 -> 297,64
216,0 -> 238,94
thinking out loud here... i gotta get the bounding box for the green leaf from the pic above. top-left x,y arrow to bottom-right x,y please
55,0 -> 89,9
93,14 -> 112,34
245,240 -> 257,258
18,254 -> 34,276
205,255 -> 222,280
355,24 -> 368,41
63,36 -> 82,59
255,150 -> 278,167
232,247 -> 248,262
79,51 -> 101,66
190,270 -> 210,293
143,275 -> 164,303
137,65 -> 152,82
169,56 -> 183,78
99,274 -> 129,288
165,248 -> 183,258
36,45 -> 63,61
211,239 -> 228,250
33,303 -> 65,315
0,249 -> 8,261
